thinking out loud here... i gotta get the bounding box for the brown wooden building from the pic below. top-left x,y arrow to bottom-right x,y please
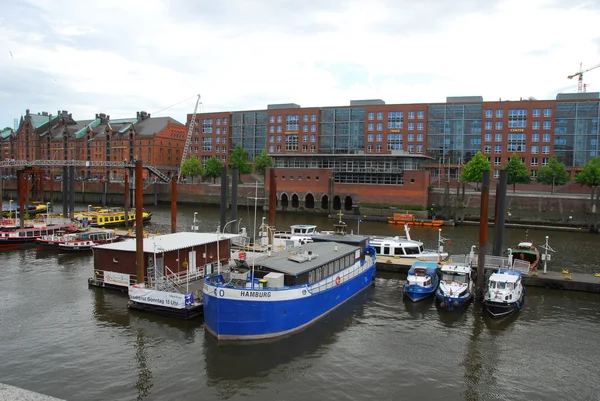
93,232 -> 239,287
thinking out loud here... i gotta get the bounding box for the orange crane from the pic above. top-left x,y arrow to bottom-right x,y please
567,62 -> 600,93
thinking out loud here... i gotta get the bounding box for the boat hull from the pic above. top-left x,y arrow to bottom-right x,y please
483,294 -> 525,318
436,291 -> 472,310
203,262 -> 376,341
403,285 -> 437,302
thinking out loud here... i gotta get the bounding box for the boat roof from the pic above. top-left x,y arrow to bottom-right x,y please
290,224 -> 317,229
258,241 -> 359,276
517,242 -> 533,247
490,269 -> 522,282
368,235 -> 423,246
408,260 -> 439,274
440,264 -> 471,274
94,232 -> 240,253
311,233 -> 367,245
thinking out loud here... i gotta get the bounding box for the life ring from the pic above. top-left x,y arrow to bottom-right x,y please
335,276 -> 341,286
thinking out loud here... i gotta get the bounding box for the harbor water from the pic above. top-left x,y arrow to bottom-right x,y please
1,204 -> 600,401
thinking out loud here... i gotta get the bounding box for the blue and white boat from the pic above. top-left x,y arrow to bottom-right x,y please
436,263 -> 474,310
483,268 -> 526,318
203,220 -> 377,341
403,261 -> 440,302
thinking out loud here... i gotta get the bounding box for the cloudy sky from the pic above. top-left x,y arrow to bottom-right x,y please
1,0 -> 600,129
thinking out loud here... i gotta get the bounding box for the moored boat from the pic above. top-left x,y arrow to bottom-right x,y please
88,208 -> 152,228
436,262 -> 475,310
387,213 -> 444,227
483,268 -> 526,318
0,223 -> 79,248
203,222 -> 377,341
403,261 -> 440,302
510,241 -> 540,271
369,224 -> 448,265
58,240 -> 96,252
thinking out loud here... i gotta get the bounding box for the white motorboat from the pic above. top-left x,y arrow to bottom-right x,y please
368,224 -> 449,266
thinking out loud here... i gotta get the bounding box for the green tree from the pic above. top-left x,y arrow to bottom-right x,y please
253,150 -> 274,176
204,155 -> 224,183
180,155 -> 203,183
460,152 -> 491,190
536,156 -> 570,194
575,156 -> 600,203
504,153 -> 531,193
230,145 -> 252,182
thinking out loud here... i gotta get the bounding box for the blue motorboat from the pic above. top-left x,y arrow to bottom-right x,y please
436,263 -> 474,310
403,261 -> 440,302
203,219 -> 377,341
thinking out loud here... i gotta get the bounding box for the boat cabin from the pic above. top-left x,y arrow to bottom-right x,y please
440,264 -> 472,283
234,241 -> 363,288
488,270 -> 521,291
369,236 -> 425,256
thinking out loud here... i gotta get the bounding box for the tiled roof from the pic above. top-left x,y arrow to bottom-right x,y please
133,117 -> 183,137
1,128 -> 13,139
30,114 -> 58,130
74,118 -> 101,139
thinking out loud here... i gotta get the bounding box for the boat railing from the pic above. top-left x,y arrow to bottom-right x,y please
449,254 -> 531,274
307,255 -> 375,295
91,269 -> 138,287
149,264 -> 207,292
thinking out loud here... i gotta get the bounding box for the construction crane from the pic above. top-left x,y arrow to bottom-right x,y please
178,94 -> 202,181
567,62 -> 600,93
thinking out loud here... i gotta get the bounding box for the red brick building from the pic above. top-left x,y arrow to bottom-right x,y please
12,109 -> 185,180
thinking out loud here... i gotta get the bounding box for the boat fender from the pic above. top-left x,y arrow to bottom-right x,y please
515,301 -> 520,310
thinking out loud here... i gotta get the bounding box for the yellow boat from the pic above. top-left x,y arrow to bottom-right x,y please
75,207 -> 152,228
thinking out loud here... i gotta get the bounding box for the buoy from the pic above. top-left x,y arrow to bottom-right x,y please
595,273 -> 600,277
561,269 -> 569,274
564,275 -> 572,281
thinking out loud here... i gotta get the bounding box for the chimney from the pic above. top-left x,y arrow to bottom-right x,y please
136,111 -> 140,120
107,115 -> 110,120
95,113 -> 99,119
147,113 -> 151,119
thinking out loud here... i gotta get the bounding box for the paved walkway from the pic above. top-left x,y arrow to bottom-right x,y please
0,383 -> 65,401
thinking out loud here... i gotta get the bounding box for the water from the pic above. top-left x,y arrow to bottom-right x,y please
1,204 -> 600,401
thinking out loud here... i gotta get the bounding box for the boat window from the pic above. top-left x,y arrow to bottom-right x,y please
350,254 -> 355,265
18,231 -> 25,237
419,245 -> 424,253
334,259 -> 340,272
308,270 -> 314,284
405,247 -> 420,255
383,246 -> 390,255
424,278 -> 431,286
394,247 -> 405,255
373,246 -> 381,254
443,273 -> 467,283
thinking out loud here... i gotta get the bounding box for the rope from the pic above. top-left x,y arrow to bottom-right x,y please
150,94 -> 201,116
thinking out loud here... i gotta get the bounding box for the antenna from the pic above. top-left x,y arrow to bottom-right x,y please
248,181 -> 267,289
13,118 -> 18,130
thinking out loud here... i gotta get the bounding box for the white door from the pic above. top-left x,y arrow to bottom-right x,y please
188,250 -> 197,274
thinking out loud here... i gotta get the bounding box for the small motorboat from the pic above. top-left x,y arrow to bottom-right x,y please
483,269 -> 526,318
436,262 -> 475,310
58,240 -> 96,252
511,241 -> 540,271
403,261 -> 440,302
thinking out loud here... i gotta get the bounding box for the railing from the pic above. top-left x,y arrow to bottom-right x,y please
307,255 -> 375,295
448,254 -> 531,274
91,269 -> 138,287
147,264 -> 208,293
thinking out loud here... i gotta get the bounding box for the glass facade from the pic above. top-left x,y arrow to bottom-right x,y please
231,112 -> 267,161
554,101 -> 600,167
273,154 -> 430,186
319,108 -> 365,154
426,104 -> 482,164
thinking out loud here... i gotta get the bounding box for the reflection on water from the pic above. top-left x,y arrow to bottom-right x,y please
134,331 -> 153,401
203,287 -> 374,399
2,205 -> 600,401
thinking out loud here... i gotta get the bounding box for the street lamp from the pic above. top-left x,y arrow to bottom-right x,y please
192,212 -> 199,231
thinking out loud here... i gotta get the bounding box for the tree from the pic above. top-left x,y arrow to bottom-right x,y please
180,155 -> 203,183
576,157 -> 600,230
536,156 -> 570,194
460,151 -> 490,190
253,150 -> 274,176
576,156 -> 600,201
204,155 -> 224,183
229,145 -> 252,182
504,153 -> 531,193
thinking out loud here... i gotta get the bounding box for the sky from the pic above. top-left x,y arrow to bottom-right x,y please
1,0 -> 600,129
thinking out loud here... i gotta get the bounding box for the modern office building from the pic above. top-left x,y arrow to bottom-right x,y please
186,92 -> 599,209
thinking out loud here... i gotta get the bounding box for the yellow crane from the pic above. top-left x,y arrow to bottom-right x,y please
567,62 -> 600,93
